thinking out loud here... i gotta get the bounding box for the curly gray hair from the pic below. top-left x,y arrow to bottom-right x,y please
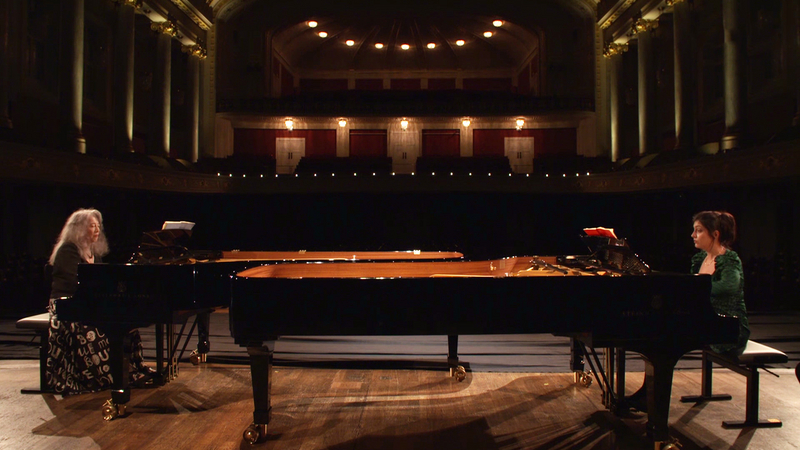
49,208 -> 110,264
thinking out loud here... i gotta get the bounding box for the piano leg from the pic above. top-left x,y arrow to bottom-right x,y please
104,328 -> 132,420
447,335 -> 466,381
570,338 -> 593,387
244,340 -> 275,444
641,352 -> 682,446
196,312 -> 211,362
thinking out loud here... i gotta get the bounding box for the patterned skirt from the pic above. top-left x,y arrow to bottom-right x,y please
46,298 -> 151,395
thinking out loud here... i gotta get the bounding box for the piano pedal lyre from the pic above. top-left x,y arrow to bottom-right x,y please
449,365 -> 467,382
243,423 -> 267,444
574,370 -> 593,388
102,399 -> 126,421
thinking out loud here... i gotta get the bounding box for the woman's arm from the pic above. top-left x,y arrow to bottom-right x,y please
50,242 -> 83,298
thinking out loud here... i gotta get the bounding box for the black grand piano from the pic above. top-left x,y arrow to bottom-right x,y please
229,238 -> 738,448
55,226 -> 463,420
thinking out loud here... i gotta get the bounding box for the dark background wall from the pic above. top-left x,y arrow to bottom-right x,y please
1,178 -> 798,317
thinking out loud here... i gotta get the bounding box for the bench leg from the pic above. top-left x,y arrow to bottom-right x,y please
722,365 -> 782,428
20,329 -> 54,395
680,350 -> 732,403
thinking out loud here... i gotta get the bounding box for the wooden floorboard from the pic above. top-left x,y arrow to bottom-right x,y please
2,311 -> 800,449
2,359 -> 800,450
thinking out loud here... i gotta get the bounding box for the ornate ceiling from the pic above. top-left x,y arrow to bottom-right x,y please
207,0 -> 599,74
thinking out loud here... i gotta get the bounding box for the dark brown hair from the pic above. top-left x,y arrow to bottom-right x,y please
692,210 -> 737,248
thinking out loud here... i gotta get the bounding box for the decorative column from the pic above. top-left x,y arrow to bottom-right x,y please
633,18 -> 658,156
671,0 -> 696,152
792,0 -> 800,127
182,42 -> 206,163
112,0 -> 137,154
59,0 -> 86,153
604,43 -> 628,162
0,0 -> 12,131
149,19 -> 176,158
721,0 -> 748,151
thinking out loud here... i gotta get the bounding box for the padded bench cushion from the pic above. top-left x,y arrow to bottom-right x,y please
724,340 -> 788,366
16,312 -> 51,330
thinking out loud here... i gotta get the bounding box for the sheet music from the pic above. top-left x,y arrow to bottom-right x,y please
162,221 -> 195,231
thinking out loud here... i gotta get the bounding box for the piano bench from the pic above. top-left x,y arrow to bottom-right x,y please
680,340 -> 788,429
16,312 -> 53,394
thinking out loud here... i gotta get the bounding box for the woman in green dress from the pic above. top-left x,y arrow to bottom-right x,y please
690,210 -> 749,355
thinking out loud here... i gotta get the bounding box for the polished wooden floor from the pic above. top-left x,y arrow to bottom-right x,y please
2,361 -> 800,450
2,311 -> 800,449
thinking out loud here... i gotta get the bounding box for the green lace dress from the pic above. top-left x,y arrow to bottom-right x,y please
691,250 -> 750,355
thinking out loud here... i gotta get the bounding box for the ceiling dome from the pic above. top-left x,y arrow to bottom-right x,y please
272,14 -> 540,73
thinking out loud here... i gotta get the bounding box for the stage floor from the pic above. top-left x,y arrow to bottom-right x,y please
1,311 -> 799,449
2,361 -> 800,450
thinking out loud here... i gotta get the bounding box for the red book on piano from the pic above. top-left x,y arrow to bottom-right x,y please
583,227 -> 617,239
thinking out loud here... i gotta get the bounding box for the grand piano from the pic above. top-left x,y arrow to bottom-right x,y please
229,239 -> 739,448
55,226 -> 462,420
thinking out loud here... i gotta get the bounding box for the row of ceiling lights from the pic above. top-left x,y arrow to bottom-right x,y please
284,117 -> 525,130
307,19 -> 504,49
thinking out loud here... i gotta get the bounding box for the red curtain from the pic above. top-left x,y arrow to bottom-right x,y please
355,79 -> 383,90
390,79 -> 421,90
233,129 -> 336,159
428,78 -> 456,90
299,79 -> 348,92
349,130 -> 387,157
462,78 -> 513,92
422,130 -> 460,157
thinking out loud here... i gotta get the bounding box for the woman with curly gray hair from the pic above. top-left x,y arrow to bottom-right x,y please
47,208 -> 153,394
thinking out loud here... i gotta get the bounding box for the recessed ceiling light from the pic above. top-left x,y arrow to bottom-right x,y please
400,43 -> 410,50
346,39 -> 355,46
374,42 -> 384,49
492,20 -> 503,27
307,20 -> 318,28
483,31 -> 493,38
456,39 -> 465,46
318,31 -> 328,38
426,42 -> 436,49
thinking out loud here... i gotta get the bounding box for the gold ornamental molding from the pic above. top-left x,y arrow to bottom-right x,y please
665,0 -> 686,6
602,42 -> 629,58
151,19 -> 178,37
182,42 -> 208,59
110,0 -> 143,7
170,0 -> 212,31
629,18 -> 658,36
599,0 -> 637,30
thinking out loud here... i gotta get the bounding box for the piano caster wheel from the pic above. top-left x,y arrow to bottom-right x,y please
579,372 -> 593,388
102,399 -> 126,421
655,438 -> 682,450
190,350 -> 208,365
243,423 -> 267,444
450,365 -> 467,382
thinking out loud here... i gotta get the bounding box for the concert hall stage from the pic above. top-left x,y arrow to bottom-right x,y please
1,311 -> 799,450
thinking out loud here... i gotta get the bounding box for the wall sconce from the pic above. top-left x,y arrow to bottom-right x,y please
338,118 -> 347,127
462,118 -> 471,127
285,119 -> 294,131
515,119 -> 525,130
400,119 -> 409,130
